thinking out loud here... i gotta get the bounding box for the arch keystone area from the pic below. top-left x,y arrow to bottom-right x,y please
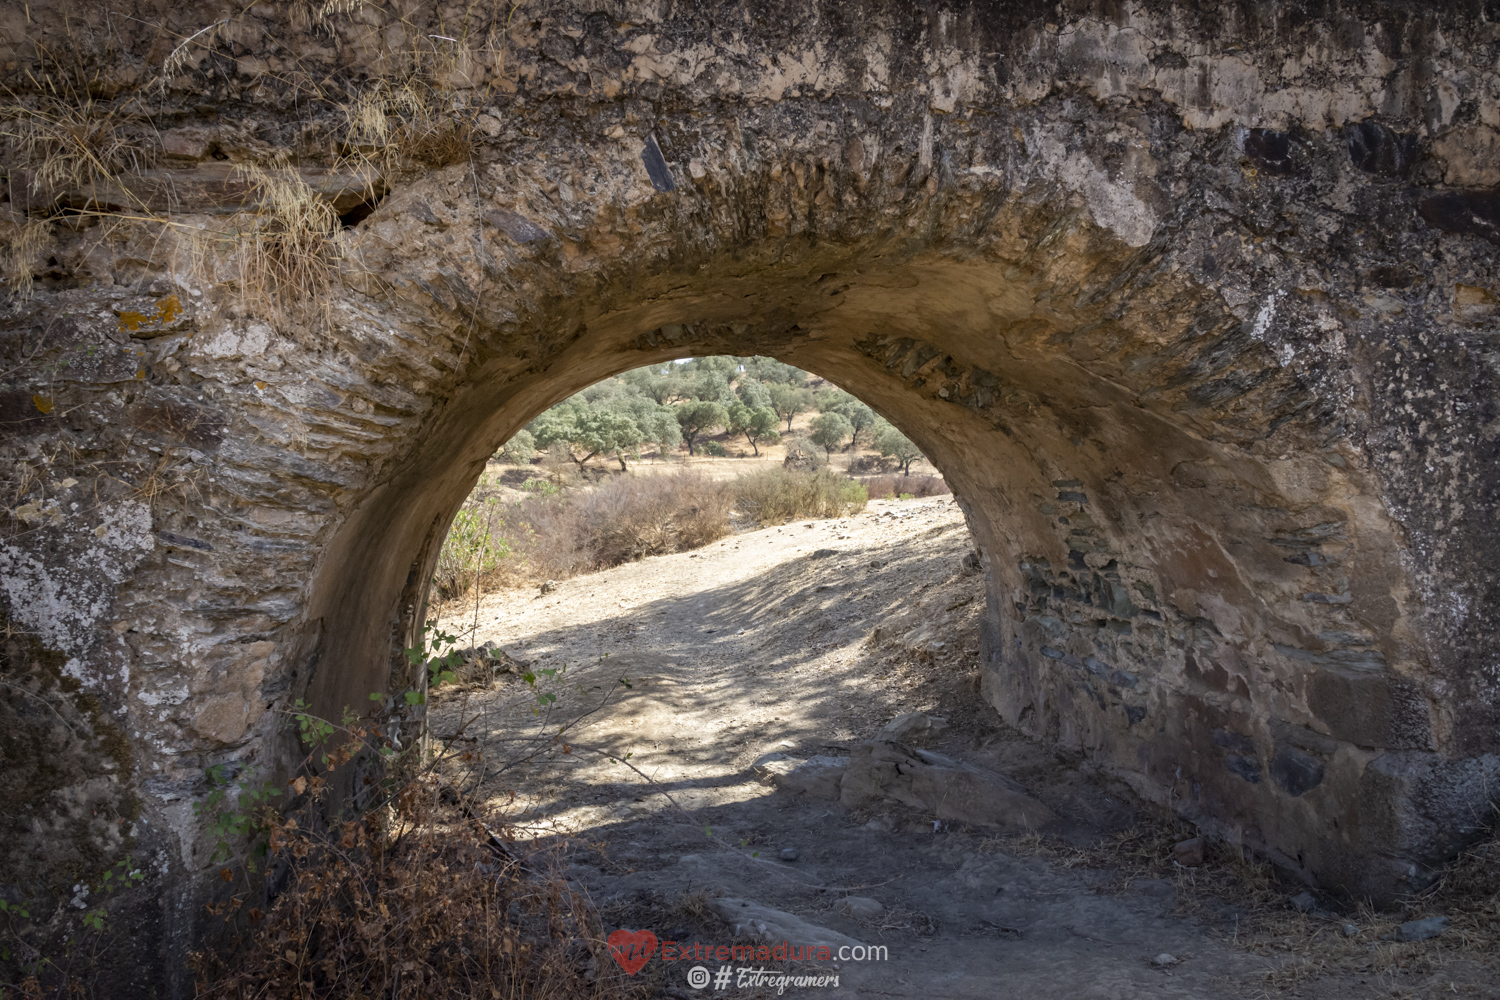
1,0 -> 1497,990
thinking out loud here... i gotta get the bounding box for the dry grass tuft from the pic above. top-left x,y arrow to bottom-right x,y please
343,81 -> 475,172
433,467 -> 874,608
0,96 -> 146,199
434,472 -> 735,602
0,215 -> 50,298
730,467 -> 868,525
204,164 -> 343,324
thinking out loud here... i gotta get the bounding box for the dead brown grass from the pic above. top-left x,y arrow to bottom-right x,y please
175,703 -> 649,1000
730,467 -> 868,525
860,474 -> 950,500
342,80 -> 475,172
190,798 -> 627,1000
0,96 -> 146,200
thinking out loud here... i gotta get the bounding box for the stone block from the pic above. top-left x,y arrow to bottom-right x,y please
754,755 -> 847,799
839,740 -> 1056,831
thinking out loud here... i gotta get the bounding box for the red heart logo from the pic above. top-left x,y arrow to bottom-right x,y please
606,928 -> 658,975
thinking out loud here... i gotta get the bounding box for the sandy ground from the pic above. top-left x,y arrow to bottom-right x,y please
433,497 -> 1493,1000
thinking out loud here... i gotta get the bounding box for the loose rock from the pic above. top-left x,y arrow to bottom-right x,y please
755,755 -> 848,799
1395,916 -> 1449,941
708,898 -> 861,952
1172,837 -> 1204,868
879,712 -> 949,745
835,896 -> 885,921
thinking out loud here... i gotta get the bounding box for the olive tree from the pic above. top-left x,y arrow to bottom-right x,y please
873,420 -> 925,475
767,383 -> 814,432
727,403 -> 781,456
531,405 -> 643,470
809,411 -> 853,458
675,400 -> 729,456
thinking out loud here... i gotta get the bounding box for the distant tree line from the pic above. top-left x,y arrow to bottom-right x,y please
497,356 -> 926,474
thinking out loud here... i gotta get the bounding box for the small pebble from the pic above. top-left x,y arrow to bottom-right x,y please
779,847 -> 799,862
1342,923 -> 1359,937
1151,953 -> 1180,967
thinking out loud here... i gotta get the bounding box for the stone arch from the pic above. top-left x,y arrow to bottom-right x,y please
305,146 -> 1446,905
3,0 -> 1498,989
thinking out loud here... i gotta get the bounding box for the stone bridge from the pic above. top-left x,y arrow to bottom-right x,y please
1,0 -> 1497,991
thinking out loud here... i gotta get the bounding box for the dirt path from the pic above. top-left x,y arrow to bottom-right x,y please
432,498 -> 1481,1000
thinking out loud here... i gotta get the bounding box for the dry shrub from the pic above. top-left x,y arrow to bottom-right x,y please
191,802 -> 618,1000
570,471 -> 733,565
730,467 -> 868,525
861,474 -> 950,499
187,702 -> 630,1000
435,472 -> 734,600
432,499 -> 512,600
433,467 -> 871,611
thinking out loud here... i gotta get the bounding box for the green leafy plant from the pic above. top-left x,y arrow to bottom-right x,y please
433,499 -> 512,600
497,428 -> 535,465
402,622 -> 465,706
195,764 -> 281,865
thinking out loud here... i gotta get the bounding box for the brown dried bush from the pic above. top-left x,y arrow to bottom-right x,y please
731,467 -> 868,525
191,805 -> 620,1000
434,472 -> 735,601
188,698 -> 635,1000
860,474 -> 950,499
434,467 -> 875,611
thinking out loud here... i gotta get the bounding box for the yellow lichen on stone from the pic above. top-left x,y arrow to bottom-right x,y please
116,295 -> 182,333
116,310 -> 149,332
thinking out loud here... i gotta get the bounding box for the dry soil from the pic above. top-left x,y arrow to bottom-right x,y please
433,497 -> 1494,1000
